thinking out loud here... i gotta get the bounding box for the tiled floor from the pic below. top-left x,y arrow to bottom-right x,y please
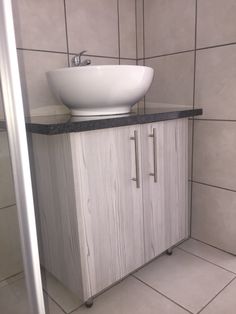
1,238 -> 236,314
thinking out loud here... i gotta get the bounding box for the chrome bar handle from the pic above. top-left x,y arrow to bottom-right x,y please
130,130 -> 141,188
149,128 -> 157,183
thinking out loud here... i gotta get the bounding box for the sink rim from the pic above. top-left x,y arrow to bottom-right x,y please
47,64 -> 153,74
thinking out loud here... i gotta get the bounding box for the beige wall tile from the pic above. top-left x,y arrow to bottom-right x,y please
193,120 -> 236,190
0,132 -> 15,209
136,0 -> 144,59
195,46 -> 236,120
145,52 -> 194,107
191,182 -> 236,254
0,205 -> 23,281
12,0 -> 67,52
144,0 -> 195,57
119,0 -> 136,59
120,59 -> 136,65
197,0 -> 236,48
87,56 -> 119,66
17,50 -> 69,117
66,0 -> 119,57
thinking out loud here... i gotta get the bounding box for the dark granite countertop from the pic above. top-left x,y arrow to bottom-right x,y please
1,106 -> 202,135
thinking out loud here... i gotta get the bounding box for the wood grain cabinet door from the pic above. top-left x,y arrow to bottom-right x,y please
141,118 -> 189,262
70,125 -> 144,299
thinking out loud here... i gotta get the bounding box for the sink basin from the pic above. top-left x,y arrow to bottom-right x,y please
46,65 -> 154,116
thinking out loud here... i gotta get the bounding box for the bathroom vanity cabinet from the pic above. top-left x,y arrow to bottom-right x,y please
30,114 -> 191,303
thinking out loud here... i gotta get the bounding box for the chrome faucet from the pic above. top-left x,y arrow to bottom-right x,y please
71,50 -> 91,67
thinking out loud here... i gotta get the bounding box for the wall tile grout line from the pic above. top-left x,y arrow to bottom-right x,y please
191,180 -> 236,194
197,277 -> 236,314
134,0 -> 138,63
117,0 -> 121,64
16,47 -> 138,61
177,247 -> 236,276
132,274 -> 194,314
138,41 -> 236,61
16,47 -> 68,55
194,118 -> 236,122
17,40 -> 236,62
142,0 -> 145,63
197,41 -> 236,51
142,0 -> 146,109
190,237 -> 236,257
63,0 -> 70,66
190,0 -> 198,238
140,49 -> 195,60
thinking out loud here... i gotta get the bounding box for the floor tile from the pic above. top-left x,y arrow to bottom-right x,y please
42,268 -> 82,313
73,276 -> 189,314
134,248 -> 234,313
179,239 -> 236,273
200,278 -> 236,314
0,277 -> 64,314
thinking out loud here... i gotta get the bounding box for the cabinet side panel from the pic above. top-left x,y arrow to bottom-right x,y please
31,134 -> 84,299
70,126 -> 144,298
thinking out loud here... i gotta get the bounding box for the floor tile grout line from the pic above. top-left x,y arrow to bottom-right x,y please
177,247 -> 236,276
197,277 -> 236,314
68,303 -> 84,314
191,180 -> 236,194
0,271 -> 24,285
43,288 -> 68,314
190,237 -> 236,258
0,203 -> 16,210
132,274 -> 194,314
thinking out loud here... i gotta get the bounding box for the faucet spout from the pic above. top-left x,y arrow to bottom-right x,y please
71,50 -> 91,67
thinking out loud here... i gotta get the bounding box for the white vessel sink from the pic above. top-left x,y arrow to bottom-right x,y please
47,65 -> 154,116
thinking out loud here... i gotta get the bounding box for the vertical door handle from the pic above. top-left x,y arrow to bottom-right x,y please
149,128 -> 157,183
130,130 -> 141,188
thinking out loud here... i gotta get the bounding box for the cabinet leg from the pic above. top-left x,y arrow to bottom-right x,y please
85,298 -> 94,308
166,248 -> 173,256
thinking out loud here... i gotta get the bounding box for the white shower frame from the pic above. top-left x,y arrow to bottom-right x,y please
0,0 -> 46,313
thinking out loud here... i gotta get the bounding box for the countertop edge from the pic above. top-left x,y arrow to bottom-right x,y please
1,108 -> 203,135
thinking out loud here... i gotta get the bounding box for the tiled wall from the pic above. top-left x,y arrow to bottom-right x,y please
140,0 -> 236,254
138,0 -> 196,107
192,0 -> 236,253
0,124 -> 23,280
12,0 -> 137,117
0,0 -> 138,281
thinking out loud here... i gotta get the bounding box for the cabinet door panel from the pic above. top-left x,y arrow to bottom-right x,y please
70,126 -> 144,298
142,119 -> 188,261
